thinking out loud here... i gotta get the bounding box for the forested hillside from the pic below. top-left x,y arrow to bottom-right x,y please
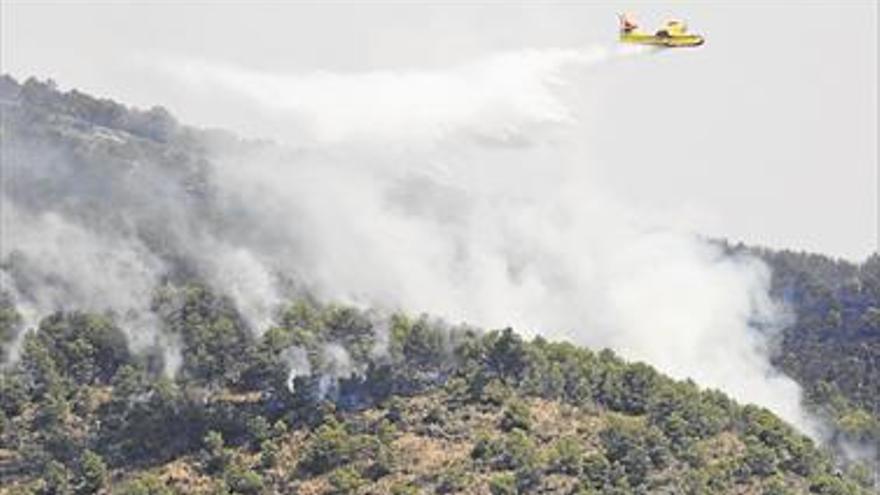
0,292 -> 872,494
750,248 -> 880,470
756,250 -> 880,416
0,76 -> 877,493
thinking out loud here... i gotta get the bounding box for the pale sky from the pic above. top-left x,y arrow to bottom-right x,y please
2,1 -> 877,261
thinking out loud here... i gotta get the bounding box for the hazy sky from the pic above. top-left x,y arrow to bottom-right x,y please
2,1 -> 877,261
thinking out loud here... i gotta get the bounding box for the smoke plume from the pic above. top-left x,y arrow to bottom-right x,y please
282,346 -> 311,394
0,45 -> 819,437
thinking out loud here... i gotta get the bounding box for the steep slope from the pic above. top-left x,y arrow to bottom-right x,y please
0,295 -> 872,494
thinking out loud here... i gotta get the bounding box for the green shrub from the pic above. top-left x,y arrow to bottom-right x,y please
500,400 -> 531,432
744,437 -> 779,477
436,465 -> 470,494
390,483 -> 418,495
763,475 -> 795,495
808,474 -> 860,495
115,474 -> 174,495
202,431 -> 232,474
225,464 -> 264,495
43,460 -> 73,495
300,418 -> 354,475
76,450 -> 108,495
547,437 -> 584,476
489,473 -> 516,495
259,439 -> 279,469
581,452 -> 611,489
329,467 -> 364,494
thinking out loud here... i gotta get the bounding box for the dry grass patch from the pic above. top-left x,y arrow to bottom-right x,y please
394,432 -> 472,475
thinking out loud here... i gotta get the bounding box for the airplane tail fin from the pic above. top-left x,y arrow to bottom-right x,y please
618,13 -> 638,33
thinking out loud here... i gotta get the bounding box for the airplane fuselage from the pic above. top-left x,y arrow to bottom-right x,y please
620,31 -> 704,48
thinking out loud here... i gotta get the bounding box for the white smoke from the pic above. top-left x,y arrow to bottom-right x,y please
281,346 -> 311,393
202,244 -> 282,333
317,343 -> 356,400
0,199 -> 164,353
0,43 -> 820,439
369,312 -> 392,360
280,343 -> 355,400
162,45 -> 819,436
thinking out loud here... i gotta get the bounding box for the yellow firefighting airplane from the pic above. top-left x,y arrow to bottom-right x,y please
618,14 -> 705,48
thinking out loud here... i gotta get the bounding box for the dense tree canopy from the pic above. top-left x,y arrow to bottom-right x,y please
0,287 -> 874,493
